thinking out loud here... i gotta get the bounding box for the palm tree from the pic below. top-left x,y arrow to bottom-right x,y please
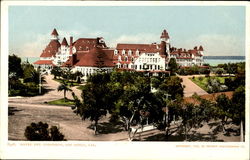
57,81 -> 72,101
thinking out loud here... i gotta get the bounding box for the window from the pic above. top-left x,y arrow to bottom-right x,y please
131,57 -> 134,62
118,55 -> 121,61
128,50 -> 132,56
122,49 -> 126,55
136,50 -> 140,56
114,49 -> 118,55
125,56 -> 128,62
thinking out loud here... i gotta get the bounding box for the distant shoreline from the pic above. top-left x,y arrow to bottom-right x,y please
204,56 -> 245,60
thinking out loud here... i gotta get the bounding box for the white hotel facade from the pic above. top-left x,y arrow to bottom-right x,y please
34,28 -> 204,77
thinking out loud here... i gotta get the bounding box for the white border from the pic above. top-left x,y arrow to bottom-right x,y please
1,1 -> 249,160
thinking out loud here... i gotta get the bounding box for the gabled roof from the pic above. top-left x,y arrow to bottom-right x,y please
51,28 -> 59,36
116,43 -> 159,53
40,40 -> 61,57
73,38 -> 107,51
74,48 -> 115,67
61,37 -> 68,46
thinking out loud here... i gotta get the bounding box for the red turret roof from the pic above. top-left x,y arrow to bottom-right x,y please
160,29 -> 169,39
51,28 -> 59,36
199,45 -> 204,51
40,40 -> 61,57
61,37 -> 68,46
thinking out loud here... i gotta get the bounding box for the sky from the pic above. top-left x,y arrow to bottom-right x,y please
9,5 -> 245,57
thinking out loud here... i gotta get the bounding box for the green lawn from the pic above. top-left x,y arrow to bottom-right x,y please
189,76 -> 233,92
54,79 -> 80,86
47,98 -> 75,106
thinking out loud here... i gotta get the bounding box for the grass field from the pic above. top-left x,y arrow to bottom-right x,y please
189,76 -> 232,92
47,98 -> 75,106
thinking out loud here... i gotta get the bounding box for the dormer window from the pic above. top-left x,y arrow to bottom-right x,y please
114,49 -> 118,55
131,57 -> 134,62
122,49 -> 126,55
118,55 -> 121,61
136,50 -> 140,56
128,50 -> 132,56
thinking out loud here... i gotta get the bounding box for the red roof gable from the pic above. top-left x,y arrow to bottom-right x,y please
61,37 -> 68,46
40,40 -> 61,57
51,28 -> 59,36
74,48 -> 114,67
73,38 -> 107,52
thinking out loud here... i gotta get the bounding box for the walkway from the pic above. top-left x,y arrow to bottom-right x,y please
9,74 -> 82,104
178,75 -> 208,97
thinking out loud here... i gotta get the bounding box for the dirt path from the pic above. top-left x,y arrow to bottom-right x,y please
178,75 -> 208,97
9,75 -> 82,104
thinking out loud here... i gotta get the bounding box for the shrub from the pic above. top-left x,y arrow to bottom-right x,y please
24,122 -> 66,141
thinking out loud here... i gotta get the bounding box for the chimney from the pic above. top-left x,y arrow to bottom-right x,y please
71,53 -> 76,66
70,36 -> 73,55
70,37 -> 73,46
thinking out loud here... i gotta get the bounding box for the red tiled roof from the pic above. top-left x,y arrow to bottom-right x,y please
40,40 -> 61,57
199,45 -> 204,51
51,28 -> 59,36
74,48 -> 114,67
73,38 -> 107,52
33,60 -> 54,66
61,37 -> 68,46
116,43 -> 159,53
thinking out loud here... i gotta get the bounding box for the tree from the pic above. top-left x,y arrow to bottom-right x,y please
57,81 -> 72,101
231,85 -> 245,141
71,73 -> 111,135
107,71 -> 163,140
168,58 -> 178,75
158,76 -> 184,100
215,94 -> 232,132
51,66 -> 63,79
9,54 -> 23,78
24,122 -> 65,141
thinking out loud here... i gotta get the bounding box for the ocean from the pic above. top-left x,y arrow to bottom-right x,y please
204,56 -> 245,66
21,56 -> 245,67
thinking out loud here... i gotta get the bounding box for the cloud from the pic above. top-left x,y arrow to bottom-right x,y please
107,33 -> 159,48
173,34 -> 244,56
15,30 -> 83,57
13,30 -> 245,58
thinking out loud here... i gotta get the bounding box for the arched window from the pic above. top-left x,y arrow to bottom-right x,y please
122,49 -> 126,55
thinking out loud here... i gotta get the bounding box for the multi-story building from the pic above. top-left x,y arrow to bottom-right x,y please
34,28 -> 204,77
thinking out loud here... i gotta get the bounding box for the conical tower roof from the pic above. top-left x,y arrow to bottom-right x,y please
199,45 -> 204,51
51,28 -> 59,36
61,37 -> 68,46
160,29 -> 169,39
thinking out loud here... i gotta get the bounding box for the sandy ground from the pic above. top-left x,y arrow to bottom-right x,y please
178,75 -> 208,97
8,74 -> 240,141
